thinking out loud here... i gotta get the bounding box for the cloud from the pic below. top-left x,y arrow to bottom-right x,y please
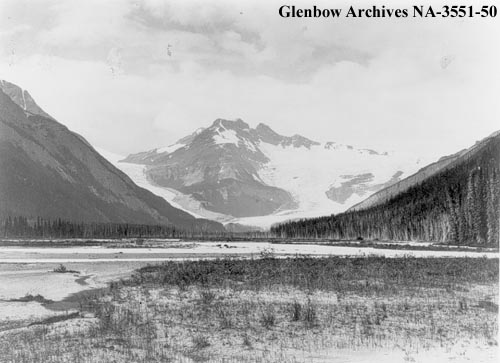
0,0 -> 498,159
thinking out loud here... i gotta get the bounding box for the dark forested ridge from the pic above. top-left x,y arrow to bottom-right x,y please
271,132 -> 500,246
0,216 -> 225,239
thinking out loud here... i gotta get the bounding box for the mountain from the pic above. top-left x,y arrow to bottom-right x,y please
121,118 -> 426,227
271,131 -> 500,246
348,148 -> 470,212
0,80 -> 224,232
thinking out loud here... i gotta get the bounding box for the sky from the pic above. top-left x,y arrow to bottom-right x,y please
0,0 -> 499,159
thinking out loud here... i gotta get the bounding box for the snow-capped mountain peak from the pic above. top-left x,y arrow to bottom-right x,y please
118,118 -> 426,228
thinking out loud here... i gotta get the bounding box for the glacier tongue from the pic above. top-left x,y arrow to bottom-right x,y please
98,148 -> 231,222
258,142 -> 414,210
229,141 -> 426,227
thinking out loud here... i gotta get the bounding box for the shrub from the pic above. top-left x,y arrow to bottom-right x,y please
290,301 -> 302,321
192,335 -> 210,350
260,307 -> 276,329
53,264 -> 67,273
303,300 -> 317,328
52,264 -> 79,273
199,289 -> 216,305
215,304 -> 233,329
242,333 -> 252,348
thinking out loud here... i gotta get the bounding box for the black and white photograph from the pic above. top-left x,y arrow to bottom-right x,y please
0,0 -> 498,361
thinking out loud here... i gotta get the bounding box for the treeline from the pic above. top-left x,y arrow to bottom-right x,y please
0,216 -> 224,239
271,137 -> 500,246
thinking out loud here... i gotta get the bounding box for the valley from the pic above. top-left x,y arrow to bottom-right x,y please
0,250 -> 497,362
0,2 -> 498,361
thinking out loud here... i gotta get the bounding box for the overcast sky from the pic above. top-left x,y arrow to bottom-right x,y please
0,0 -> 498,158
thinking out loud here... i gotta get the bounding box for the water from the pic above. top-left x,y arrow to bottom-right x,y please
0,241 -> 496,263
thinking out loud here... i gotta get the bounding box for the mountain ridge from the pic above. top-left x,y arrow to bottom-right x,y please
349,130 -> 500,212
0,80 -> 224,232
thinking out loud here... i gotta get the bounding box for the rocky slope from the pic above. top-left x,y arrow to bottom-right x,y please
0,80 -> 223,232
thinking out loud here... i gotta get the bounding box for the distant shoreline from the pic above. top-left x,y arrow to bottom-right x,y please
0,237 -> 497,254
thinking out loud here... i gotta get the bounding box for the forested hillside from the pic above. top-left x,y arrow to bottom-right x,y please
271,132 -> 500,246
0,216 -> 225,239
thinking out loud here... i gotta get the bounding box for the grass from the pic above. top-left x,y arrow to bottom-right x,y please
130,255 -> 497,292
0,256 -> 497,362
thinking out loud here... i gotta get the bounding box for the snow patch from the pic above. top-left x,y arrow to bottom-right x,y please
213,129 -> 240,146
0,301 -> 60,322
213,123 -> 240,146
157,143 -> 184,154
21,89 -> 27,110
0,269 -> 94,301
243,139 -> 257,152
